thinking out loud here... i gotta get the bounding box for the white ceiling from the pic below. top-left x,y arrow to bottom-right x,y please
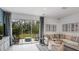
1,7 -> 79,18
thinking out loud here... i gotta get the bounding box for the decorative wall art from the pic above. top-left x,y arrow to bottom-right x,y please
46,24 -> 57,32
62,23 -> 79,32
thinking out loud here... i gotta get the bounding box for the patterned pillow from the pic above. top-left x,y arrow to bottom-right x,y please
45,34 -> 50,39
54,40 -> 63,44
71,36 -> 77,42
52,34 -> 54,38
76,37 -> 79,43
60,34 -> 65,39
53,34 -> 56,38
65,35 -> 72,40
54,34 -> 60,38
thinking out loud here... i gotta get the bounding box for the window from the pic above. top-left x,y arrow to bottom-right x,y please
62,24 -> 65,32
46,24 -> 57,32
50,25 -> 53,31
62,23 -> 79,32
46,24 -> 49,31
75,23 -> 78,31
53,25 -> 56,32
71,23 -> 75,31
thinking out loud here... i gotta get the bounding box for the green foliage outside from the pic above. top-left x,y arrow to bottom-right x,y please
0,25 -> 3,35
32,21 -> 39,34
19,33 -> 36,39
12,21 -> 39,39
12,22 -> 22,38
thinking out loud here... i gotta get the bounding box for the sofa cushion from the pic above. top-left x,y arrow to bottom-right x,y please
51,34 -> 54,38
60,34 -> 65,39
48,40 -> 64,51
54,40 -> 63,44
44,37 -> 48,45
76,37 -> 79,43
62,39 -> 79,46
71,36 -> 77,42
54,34 -> 59,38
45,34 -> 50,40
44,37 -> 48,40
55,34 -> 60,38
65,35 -> 72,40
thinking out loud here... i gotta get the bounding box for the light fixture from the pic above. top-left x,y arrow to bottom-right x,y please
43,8 -> 47,11
42,13 -> 45,16
41,8 -> 47,17
62,7 -> 68,9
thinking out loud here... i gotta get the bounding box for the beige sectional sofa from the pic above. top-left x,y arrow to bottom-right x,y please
44,34 -> 64,51
61,35 -> 79,50
44,34 -> 79,51
48,39 -> 64,51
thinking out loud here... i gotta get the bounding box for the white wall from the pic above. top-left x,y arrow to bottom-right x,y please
60,13 -> 79,36
11,12 -> 79,36
11,12 -> 39,22
44,13 -> 79,36
44,17 -> 60,34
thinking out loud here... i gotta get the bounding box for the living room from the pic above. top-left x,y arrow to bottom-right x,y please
0,7 -> 79,51
43,9 -> 79,51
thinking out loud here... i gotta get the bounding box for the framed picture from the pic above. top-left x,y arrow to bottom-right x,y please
46,24 -> 49,31
62,23 -> 79,32
65,24 -> 68,32
77,23 -> 79,32
54,25 -> 56,32
68,24 -> 70,32
75,23 -> 78,32
62,24 -> 65,32
50,24 -> 53,31
71,23 -> 75,32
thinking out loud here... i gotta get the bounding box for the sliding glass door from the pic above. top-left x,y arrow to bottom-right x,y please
12,19 -> 39,44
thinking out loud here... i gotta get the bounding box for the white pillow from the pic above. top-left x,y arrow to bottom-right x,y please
44,37 -> 48,40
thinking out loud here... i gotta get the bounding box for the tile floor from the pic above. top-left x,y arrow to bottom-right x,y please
8,43 -> 39,51
8,43 -> 76,51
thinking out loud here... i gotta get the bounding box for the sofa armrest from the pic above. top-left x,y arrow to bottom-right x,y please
61,39 -> 79,50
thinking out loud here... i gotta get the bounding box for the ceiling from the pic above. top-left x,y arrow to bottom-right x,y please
1,7 -> 79,18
